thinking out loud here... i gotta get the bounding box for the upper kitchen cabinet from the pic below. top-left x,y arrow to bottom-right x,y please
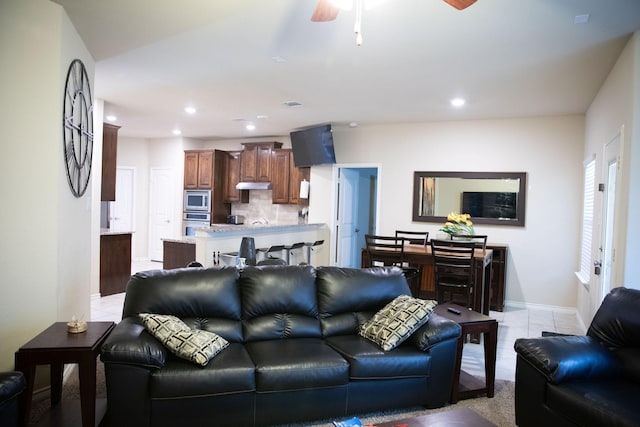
240,142 -> 282,182
223,150 -> 249,203
184,150 -> 214,189
271,149 -> 291,204
271,149 -> 311,205
289,154 -> 310,206
101,123 -> 120,201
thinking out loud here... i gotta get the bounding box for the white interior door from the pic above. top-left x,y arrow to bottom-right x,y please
109,167 -> 134,232
600,133 -> 621,301
149,168 -> 174,262
336,168 -> 358,267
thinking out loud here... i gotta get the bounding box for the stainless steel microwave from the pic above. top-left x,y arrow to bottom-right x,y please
184,190 -> 211,211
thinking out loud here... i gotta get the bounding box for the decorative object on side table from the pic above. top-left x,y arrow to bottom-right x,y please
67,316 -> 87,334
440,212 -> 475,237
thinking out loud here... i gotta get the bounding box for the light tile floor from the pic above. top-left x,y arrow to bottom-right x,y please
91,260 -> 585,382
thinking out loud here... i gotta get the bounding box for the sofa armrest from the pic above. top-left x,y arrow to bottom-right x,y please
514,335 -> 620,384
411,313 -> 461,351
100,317 -> 168,368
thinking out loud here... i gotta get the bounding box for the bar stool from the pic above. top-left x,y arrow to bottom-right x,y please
303,240 -> 324,265
256,245 -> 286,263
284,242 -> 305,265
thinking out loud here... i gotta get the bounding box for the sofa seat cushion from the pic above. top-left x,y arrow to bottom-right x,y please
546,379 -> 640,427
150,343 -> 255,398
326,335 -> 430,380
244,338 -> 349,392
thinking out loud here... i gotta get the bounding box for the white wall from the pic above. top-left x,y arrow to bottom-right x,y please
0,0 -> 94,370
579,32 -> 639,324
330,116 -> 585,309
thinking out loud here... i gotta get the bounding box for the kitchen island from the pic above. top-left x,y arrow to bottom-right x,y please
194,222 -> 330,267
100,229 -> 133,296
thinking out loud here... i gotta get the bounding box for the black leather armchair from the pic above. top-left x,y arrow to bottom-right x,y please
514,287 -> 640,426
0,371 -> 26,427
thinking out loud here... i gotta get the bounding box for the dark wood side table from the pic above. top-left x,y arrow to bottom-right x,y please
434,303 -> 498,403
15,321 -> 115,427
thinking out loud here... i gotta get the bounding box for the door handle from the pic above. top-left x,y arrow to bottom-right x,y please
594,260 -> 602,276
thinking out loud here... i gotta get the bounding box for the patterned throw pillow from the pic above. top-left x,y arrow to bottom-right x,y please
139,313 -> 229,366
359,295 -> 437,351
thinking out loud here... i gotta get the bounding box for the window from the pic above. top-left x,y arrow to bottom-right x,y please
576,158 -> 595,285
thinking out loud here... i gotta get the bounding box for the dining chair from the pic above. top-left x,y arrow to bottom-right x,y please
430,239 -> 476,308
395,230 -> 429,246
452,234 -> 487,250
364,234 -> 421,296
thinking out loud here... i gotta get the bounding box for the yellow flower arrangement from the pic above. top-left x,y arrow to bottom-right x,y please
440,212 -> 475,236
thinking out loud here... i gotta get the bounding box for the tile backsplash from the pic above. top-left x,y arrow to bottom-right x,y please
231,190 -> 301,225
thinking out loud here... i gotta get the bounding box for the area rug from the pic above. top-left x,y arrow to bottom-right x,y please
29,361 -> 515,426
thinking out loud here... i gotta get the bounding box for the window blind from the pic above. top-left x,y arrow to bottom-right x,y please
576,159 -> 595,284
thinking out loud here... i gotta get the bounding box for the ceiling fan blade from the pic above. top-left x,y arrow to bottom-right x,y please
311,0 -> 340,22
443,0 -> 477,10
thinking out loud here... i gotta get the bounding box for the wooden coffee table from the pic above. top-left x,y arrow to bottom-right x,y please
374,407 -> 496,426
434,303 -> 498,403
15,321 -> 115,427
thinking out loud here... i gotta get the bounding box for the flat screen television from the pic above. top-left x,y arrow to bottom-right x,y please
462,191 -> 518,220
290,124 -> 336,167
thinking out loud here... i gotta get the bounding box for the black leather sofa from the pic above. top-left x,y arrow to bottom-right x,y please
101,265 -> 462,427
0,371 -> 26,427
514,287 -> 640,426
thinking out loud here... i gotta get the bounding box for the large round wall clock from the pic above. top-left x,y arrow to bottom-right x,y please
63,59 -> 94,198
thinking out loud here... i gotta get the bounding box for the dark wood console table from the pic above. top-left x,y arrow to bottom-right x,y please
15,321 -> 115,427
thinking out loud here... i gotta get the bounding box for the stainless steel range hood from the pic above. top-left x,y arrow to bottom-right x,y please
236,182 -> 273,190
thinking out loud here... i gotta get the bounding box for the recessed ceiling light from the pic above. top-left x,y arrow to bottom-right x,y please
349,122 -> 358,128
172,129 -> 182,135
184,106 -> 197,114
574,14 -> 589,24
451,98 -> 466,108
106,115 -> 117,122
257,115 -> 269,120
246,123 -> 256,131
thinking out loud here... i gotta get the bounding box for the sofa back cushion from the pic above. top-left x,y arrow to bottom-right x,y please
315,266 -> 411,336
240,265 -> 321,341
588,287 -> 640,348
122,267 -> 244,342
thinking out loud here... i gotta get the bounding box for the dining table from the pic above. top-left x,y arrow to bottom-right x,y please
361,243 -> 494,316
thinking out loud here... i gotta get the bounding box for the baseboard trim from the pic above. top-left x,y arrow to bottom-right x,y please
31,364 -> 77,402
504,300 -> 577,314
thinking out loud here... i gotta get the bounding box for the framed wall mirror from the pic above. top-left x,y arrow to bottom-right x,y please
413,171 -> 527,226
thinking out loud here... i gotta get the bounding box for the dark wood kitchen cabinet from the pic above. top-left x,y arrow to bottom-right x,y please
183,150 -> 230,222
184,150 -> 214,189
240,142 -> 282,182
163,240 -> 196,269
101,123 -> 120,201
223,150 -> 249,203
289,153 -> 310,206
100,232 -> 131,296
271,149 -> 291,204
271,149 -> 311,205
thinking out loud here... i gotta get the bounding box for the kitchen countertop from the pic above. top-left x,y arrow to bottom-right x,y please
100,228 -> 134,236
202,222 -> 321,233
163,236 -> 196,244
164,223 -> 325,244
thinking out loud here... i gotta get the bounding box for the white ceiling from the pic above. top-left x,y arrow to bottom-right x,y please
52,0 -> 640,140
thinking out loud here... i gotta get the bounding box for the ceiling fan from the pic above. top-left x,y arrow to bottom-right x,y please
310,0 -> 477,22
